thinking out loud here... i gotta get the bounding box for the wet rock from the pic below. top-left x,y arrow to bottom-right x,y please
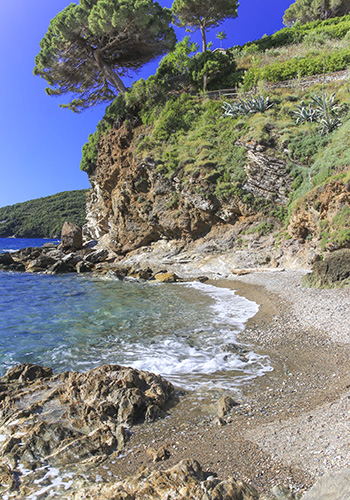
47,259 -> 75,274
26,254 -> 57,272
60,222 -> 83,250
0,252 -> 26,272
76,260 -> 94,273
84,248 -> 109,264
128,267 -> 153,280
0,364 -> 174,478
0,253 -> 14,266
154,271 -> 178,283
67,458 -> 260,499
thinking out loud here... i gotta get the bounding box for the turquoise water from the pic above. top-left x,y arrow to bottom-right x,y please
0,238 -> 272,390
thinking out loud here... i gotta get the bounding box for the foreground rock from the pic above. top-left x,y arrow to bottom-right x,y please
0,363 -> 173,498
300,468 -> 350,500
302,249 -> 350,288
68,458 -> 260,500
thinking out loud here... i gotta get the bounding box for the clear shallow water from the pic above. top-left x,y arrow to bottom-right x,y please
0,239 -> 272,391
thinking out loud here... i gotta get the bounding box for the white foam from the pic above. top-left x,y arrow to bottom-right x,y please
183,281 -> 259,328
114,281 -> 270,390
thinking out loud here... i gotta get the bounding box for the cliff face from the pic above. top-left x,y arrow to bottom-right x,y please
288,178 -> 350,251
84,125 -> 294,258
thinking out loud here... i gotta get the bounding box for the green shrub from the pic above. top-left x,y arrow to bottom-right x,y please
80,131 -> 100,173
243,47 -> 350,89
320,205 -> 350,249
288,132 -> 329,163
153,94 -> 196,141
232,14 -> 350,55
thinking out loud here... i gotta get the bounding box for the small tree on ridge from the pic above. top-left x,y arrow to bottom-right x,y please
171,0 -> 238,52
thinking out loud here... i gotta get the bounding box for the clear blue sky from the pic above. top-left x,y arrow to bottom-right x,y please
0,0 -> 292,207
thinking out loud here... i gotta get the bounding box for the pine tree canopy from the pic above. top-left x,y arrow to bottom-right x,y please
34,0 -> 176,112
283,0 -> 350,25
171,0 -> 238,52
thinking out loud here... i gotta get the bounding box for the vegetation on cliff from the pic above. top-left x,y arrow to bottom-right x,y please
80,12 -> 350,256
0,190 -> 88,238
283,0 -> 350,26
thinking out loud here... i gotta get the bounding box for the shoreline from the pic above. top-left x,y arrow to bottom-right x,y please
0,267 -> 349,498
105,270 -> 349,496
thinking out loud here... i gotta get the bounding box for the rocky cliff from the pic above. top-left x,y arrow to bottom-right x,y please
80,78 -> 350,277
83,124 -> 299,268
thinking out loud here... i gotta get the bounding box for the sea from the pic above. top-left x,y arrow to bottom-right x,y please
0,237 -> 272,392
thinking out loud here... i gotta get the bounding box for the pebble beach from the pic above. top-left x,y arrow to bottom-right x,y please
108,269 -> 350,496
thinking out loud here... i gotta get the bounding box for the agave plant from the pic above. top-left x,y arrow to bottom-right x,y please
292,103 -> 318,124
311,93 -> 341,134
249,95 -> 274,113
293,93 -> 341,134
223,95 -> 274,117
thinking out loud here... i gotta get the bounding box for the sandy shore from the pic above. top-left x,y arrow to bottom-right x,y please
102,269 -> 350,497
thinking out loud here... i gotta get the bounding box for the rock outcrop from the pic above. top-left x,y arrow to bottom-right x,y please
302,248 -> 350,288
68,459 -> 260,500
288,178 -> 350,250
84,127 -> 292,256
0,363 -> 174,498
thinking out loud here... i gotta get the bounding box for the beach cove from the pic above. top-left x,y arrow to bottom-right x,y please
0,238 -> 349,499
72,270 -> 349,498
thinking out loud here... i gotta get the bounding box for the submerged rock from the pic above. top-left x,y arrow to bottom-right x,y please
0,363 -> 174,496
67,458 -> 260,500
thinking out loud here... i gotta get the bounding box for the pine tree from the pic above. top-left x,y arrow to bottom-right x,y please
34,0 -> 176,112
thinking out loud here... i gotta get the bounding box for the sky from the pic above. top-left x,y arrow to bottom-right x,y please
0,0 -> 293,208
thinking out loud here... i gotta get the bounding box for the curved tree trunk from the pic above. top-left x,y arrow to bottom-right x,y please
93,49 -> 126,93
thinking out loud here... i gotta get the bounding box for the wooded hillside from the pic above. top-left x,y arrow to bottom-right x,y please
0,190 -> 88,238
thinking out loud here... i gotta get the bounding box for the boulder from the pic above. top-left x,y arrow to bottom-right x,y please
154,271 -> 178,283
302,249 -> 350,288
301,468 -> 350,500
60,222 -> 83,250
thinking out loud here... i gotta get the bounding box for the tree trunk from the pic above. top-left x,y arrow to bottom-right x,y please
200,25 -> 207,52
102,63 -> 127,93
93,49 -> 126,93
